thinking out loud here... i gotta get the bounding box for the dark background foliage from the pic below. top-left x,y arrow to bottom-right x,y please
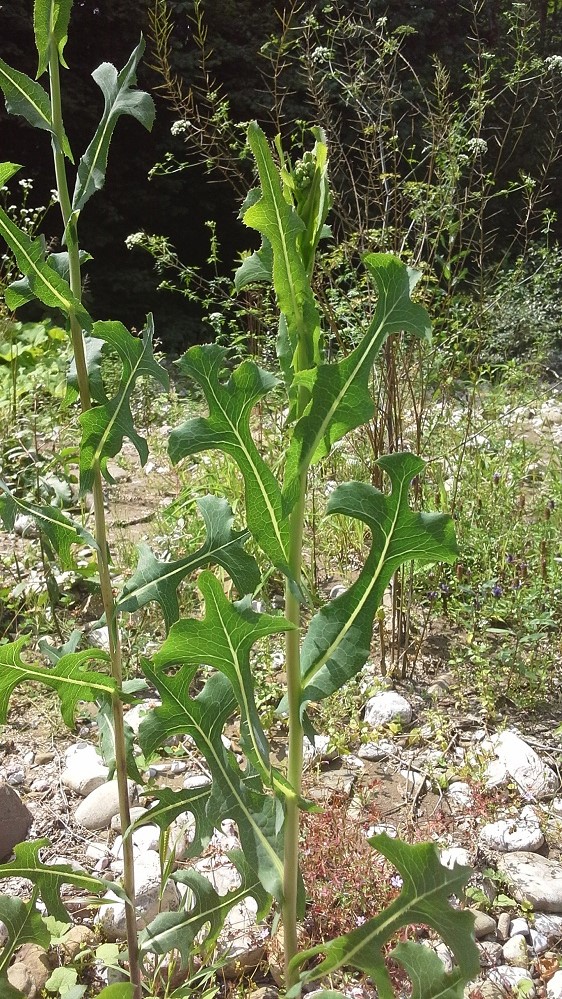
2,0 -> 562,348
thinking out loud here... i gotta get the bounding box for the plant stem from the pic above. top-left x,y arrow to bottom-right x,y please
48,41 -> 141,999
282,465 -> 307,988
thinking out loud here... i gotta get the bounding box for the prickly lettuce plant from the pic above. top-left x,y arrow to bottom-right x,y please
0,3 -> 479,997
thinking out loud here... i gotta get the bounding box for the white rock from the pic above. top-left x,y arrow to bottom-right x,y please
547,970 -> 562,999
302,735 -> 335,764
85,843 -> 108,864
447,781 -> 474,811
490,730 -> 559,799
194,857 -> 241,896
529,929 -> 549,955
74,780 -> 136,831
364,691 -> 412,728
112,824 -> 160,859
510,917 -> 529,937
62,743 -> 109,797
89,626 -> 111,651
110,806 -> 148,833
358,740 -> 395,761
489,966 -> 535,996
497,853 -> 562,911
341,754 -> 365,771
534,912 -> 562,940
484,759 -> 509,789
434,942 -> 454,973
168,812 -> 196,861
182,772 -> 211,790
95,852 -> 180,940
217,896 -> 268,973
478,810 -> 544,853
123,700 -> 161,735
440,846 -> 470,869
502,933 -> 529,968
0,919 -> 7,947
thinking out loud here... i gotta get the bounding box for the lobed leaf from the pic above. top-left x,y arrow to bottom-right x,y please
0,60 -> 72,159
97,986 -> 135,999
169,343 -> 290,575
116,495 -> 260,630
79,316 -> 169,492
292,833 -> 478,999
0,479 -> 97,571
0,208 -> 91,329
139,666 -> 285,900
292,454 -> 457,713
0,894 -> 50,995
127,785 -> 213,859
0,637 -> 115,729
72,38 -> 155,211
33,0 -> 73,76
239,122 -> 323,382
154,570 -> 293,789
283,254 -> 431,509
139,849 -> 270,967
8,249 -> 92,310
0,840 -> 127,923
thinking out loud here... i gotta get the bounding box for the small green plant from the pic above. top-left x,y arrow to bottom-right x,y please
0,4 -> 478,998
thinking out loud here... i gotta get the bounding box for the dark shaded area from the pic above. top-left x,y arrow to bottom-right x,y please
2,1 -> 562,349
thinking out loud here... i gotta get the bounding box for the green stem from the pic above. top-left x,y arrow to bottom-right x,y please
282,433 -> 308,988
48,41 -> 141,999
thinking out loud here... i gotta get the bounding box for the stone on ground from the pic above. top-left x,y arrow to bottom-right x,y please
497,852 -> 562,911
364,691 -> 412,728
74,779 -> 136,831
96,851 -> 180,940
61,743 -> 109,797
488,730 -> 559,799
478,806 -> 544,852
0,783 -> 33,859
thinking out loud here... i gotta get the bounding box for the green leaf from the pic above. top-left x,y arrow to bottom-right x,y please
0,895 -> 50,991
8,250 -> 91,310
169,344 -> 289,574
127,785 -> 213,859
139,850 -> 270,967
79,316 -> 169,492
0,638 -> 115,728
283,254 -> 431,509
34,0 -> 73,76
72,38 -> 155,211
139,667 -> 284,900
154,570 -> 293,788
295,454 -> 457,712
0,163 -> 23,186
0,479 -> 97,571
393,942 -> 468,999
240,122 -> 322,379
68,335 -> 108,406
291,833 -> 478,997
116,495 -> 261,630
97,986 -> 135,999
0,210 -> 91,329
45,966 -> 80,995
0,841 -> 127,923
0,59 -> 72,159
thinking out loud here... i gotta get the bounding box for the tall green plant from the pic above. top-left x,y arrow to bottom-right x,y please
0,4 -> 478,997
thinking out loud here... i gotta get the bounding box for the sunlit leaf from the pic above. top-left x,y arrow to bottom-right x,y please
139,667 -> 284,900
0,59 -> 72,159
169,344 -> 289,575
97,985 -> 135,999
292,833 -> 478,998
154,570 -> 293,787
73,38 -> 155,211
0,209 -> 91,329
0,840 -> 127,923
292,454 -> 457,713
283,254 -> 431,508
7,249 -> 91,309
140,849 -> 270,967
0,479 -> 97,570
127,785 -> 213,859
0,894 -> 50,996
79,315 -> 169,492
34,0 -> 73,76
0,638 -> 115,728
116,496 -> 261,629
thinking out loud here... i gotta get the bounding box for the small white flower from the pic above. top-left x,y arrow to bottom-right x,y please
170,119 -> 192,136
467,137 -> 488,156
311,45 -> 331,63
545,54 -> 562,74
125,231 -> 145,249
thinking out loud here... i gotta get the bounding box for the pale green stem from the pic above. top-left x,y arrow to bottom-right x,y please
282,381 -> 309,987
48,42 -> 141,999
